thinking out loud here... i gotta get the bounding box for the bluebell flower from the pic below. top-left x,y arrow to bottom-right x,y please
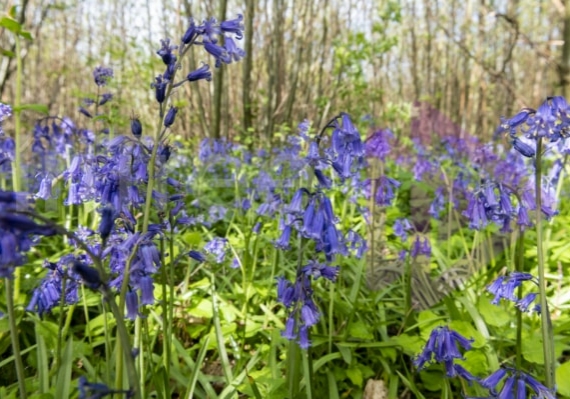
200,17 -> 221,42
0,102 -> 12,136
512,137 -> 535,157
204,237 -> 228,263
27,258 -> 80,316
78,376 -> 130,399
182,17 -> 199,44
275,224 -> 292,249
429,187 -> 446,218
223,37 -> 245,63
164,106 -> 178,127
131,116 -> 142,138
298,325 -> 311,349
36,175 -> 53,200
220,14 -> 244,39
486,272 -> 537,308
365,128 -> 393,160
414,325 -> 473,371
203,39 -> 231,67
479,368 -> 507,391
188,250 -> 206,263
187,63 -> 212,82
125,290 -> 140,320
73,261 -> 103,289
393,218 -> 413,242
139,275 -> 155,305
156,38 -> 178,65
479,368 -> 555,399
98,207 -> 115,241
365,176 -> 400,206
410,235 -> 431,258
151,75 -> 167,103
301,260 -> 339,281
93,66 -> 113,87
78,107 -> 93,118
99,92 -> 113,106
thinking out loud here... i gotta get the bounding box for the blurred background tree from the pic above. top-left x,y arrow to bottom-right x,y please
0,0 -> 567,143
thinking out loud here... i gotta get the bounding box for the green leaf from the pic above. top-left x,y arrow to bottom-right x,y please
14,104 -> 48,114
346,366 -> 363,386
556,362 -> 570,396
449,320 -> 485,349
391,334 -> 423,356
0,47 -> 15,57
19,30 -> 32,40
348,319 -> 374,340
0,17 -> 21,34
55,339 -> 73,399
478,297 -> 509,327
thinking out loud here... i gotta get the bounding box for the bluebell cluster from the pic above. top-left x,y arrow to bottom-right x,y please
487,272 -> 540,313
414,326 -> 476,381
416,326 -> 556,398
273,115 -> 372,348
0,191 -> 56,278
17,14 -> 246,322
474,368 -> 555,399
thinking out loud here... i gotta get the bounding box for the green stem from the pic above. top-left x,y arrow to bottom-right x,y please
515,231 -> 525,371
5,278 -> 27,399
13,37 -> 23,303
535,138 -> 555,389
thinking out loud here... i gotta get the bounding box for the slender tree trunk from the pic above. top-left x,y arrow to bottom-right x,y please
211,0 -> 228,139
560,0 -> 570,98
242,0 -> 255,135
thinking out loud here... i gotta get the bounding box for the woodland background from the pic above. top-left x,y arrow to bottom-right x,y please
1,0 -> 570,143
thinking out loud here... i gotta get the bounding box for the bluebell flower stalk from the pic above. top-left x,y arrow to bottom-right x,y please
496,98 -> 570,390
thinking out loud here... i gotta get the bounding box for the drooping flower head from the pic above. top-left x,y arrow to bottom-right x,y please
92,66 -> 114,87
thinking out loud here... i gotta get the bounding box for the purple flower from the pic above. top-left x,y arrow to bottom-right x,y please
203,39 -> 230,67
93,66 -> 113,87
125,291 -> 140,320
164,106 -> 178,127
204,237 -> 228,263
394,218 -> 413,242
98,93 -> 113,106
512,137 -> 535,157
156,38 -> 178,65
220,14 -> 244,39
223,37 -> 245,63
188,250 -> 206,263
151,75 -> 167,103
187,63 -> 212,82
414,326 -> 473,372
182,18 -> 199,44
486,272 -> 536,308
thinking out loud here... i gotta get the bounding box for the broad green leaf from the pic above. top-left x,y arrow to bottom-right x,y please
346,366 -> 363,386
556,362 -> 570,396
19,30 -> 32,40
391,334 -> 423,356
348,319 -> 374,340
449,320 -> 485,349
0,17 -> 21,34
478,297 -> 509,327
189,298 -> 213,318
